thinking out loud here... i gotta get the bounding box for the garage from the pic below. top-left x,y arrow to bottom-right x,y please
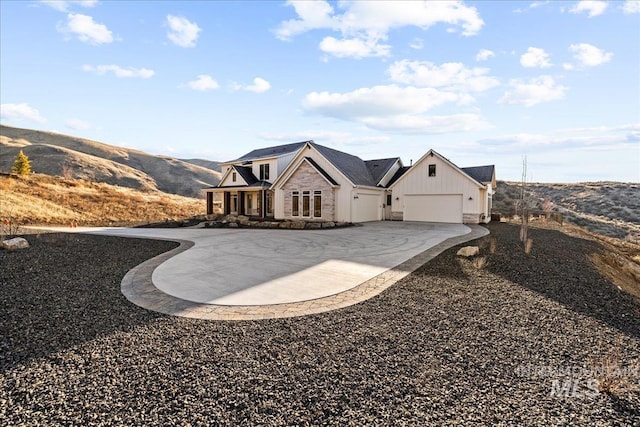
353,193 -> 381,222
404,194 -> 463,223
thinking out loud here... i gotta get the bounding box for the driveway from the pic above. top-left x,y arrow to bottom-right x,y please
34,222 -> 473,306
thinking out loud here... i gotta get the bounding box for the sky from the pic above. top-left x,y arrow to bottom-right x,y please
1,0 -> 639,182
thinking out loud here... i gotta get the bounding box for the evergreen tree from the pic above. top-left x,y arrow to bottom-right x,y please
10,150 -> 31,175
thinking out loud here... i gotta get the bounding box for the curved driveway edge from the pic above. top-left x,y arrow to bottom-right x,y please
121,225 -> 489,321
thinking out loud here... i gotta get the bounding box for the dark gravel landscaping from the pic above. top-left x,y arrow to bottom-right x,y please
1,224 -> 639,426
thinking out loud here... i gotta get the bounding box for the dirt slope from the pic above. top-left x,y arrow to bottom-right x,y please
0,125 -> 221,197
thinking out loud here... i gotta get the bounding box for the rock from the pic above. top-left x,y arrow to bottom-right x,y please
322,222 -> 336,229
237,216 -> 250,226
306,222 -> 322,229
228,222 -> 238,228
1,237 -> 29,251
290,221 -> 306,230
279,222 -> 291,229
457,246 -> 479,257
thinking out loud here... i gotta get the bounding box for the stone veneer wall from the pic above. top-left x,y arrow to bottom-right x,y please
282,161 -> 335,221
463,213 -> 482,224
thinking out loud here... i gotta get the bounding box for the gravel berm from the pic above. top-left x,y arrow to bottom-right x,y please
1,223 -> 639,426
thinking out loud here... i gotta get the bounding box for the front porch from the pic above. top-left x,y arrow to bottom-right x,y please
207,187 -> 274,219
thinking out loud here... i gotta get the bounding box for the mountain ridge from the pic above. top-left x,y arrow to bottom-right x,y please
0,124 -> 221,197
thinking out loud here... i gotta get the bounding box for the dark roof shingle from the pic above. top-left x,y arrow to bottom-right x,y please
313,144 -> 378,187
230,141 -> 309,162
386,166 -> 411,187
364,158 -> 400,185
461,165 -> 495,184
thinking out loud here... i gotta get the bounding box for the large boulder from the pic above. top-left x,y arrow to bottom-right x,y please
1,237 -> 29,251
457,246 -> 479,257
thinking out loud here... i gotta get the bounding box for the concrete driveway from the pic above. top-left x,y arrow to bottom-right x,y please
36,222 -> 472,306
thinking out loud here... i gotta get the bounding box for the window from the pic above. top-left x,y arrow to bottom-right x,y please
259,164 -> 270,181
292,191 -> 299,216
428,164 -> 436,177
314,191 -> 322,218
302,191 -> 310,216
231,194 -> 238,212
386,194 -> 392,206
247,194 -> 252,211
232,172 -> 237,182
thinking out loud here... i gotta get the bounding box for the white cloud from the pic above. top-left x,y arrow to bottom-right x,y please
186,74 -> 219,91
82,64 -> 154,78
569,1 -> 608,17
359,114 -> 491,134
245,77 -> 271,93
409,38 -> 424,50
387,60 -> 500,93
65,118 -> 90,130
260,130 -> 391,145
304,85 -> 462,118
478,123 -> 640,154
302,84 -> 490,133
562,63 -> 575,70
499,76 -> 567,106
569,43 -> 613,67
514,1 -> 551,13
40,0 -> 97,12
319,36 -> 391,58
0,103 -> 47,123
623,1 -> 640,14
475,49 -> 495,61
520,47 -> 552,68
275,1 -> 483,58
231,77 -> 271,93
166,15 -> 201,48
57,13 -> 113,44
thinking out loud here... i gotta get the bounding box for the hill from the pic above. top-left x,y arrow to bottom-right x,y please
0,173 -> 204,227
0,125 -> 221,197
493,180 -> 640,240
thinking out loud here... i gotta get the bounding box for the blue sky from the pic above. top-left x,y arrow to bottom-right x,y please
1,0 -> 639,182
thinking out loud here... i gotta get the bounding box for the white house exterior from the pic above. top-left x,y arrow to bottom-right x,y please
205,142 -> 494,224
388,150 -> 495,224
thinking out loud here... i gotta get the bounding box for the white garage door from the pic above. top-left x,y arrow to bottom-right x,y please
404,194 -> 463,223
353,193 -> 381,222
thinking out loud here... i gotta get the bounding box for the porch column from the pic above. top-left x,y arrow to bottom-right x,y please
238,191 -> 245,215
206,192 -> 214,215
224,192 -> 231,215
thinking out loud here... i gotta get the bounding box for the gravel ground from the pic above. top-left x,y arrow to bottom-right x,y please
1,224 -> 639,426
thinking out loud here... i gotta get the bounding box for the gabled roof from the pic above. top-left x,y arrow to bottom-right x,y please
389,149 -> 486,190
461,165 -> 495,185
228,141 -> 309,163
313,144 -> 378,187
364,158 -> 400,186
304,157 -> 339,185
386,166 -> 411,187
233,165 -> 258,185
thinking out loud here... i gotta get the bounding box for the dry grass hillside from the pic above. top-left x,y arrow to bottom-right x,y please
0,125 -> 221,197
0,174 -> 204,227
493,180 -> 640,240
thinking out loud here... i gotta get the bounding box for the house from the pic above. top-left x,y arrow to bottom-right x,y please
205,141 -> 494,224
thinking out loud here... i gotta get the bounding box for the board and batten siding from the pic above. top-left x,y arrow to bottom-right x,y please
251,159 -> 277,183
219,168 -> 247,187
391,154 -> 485,223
